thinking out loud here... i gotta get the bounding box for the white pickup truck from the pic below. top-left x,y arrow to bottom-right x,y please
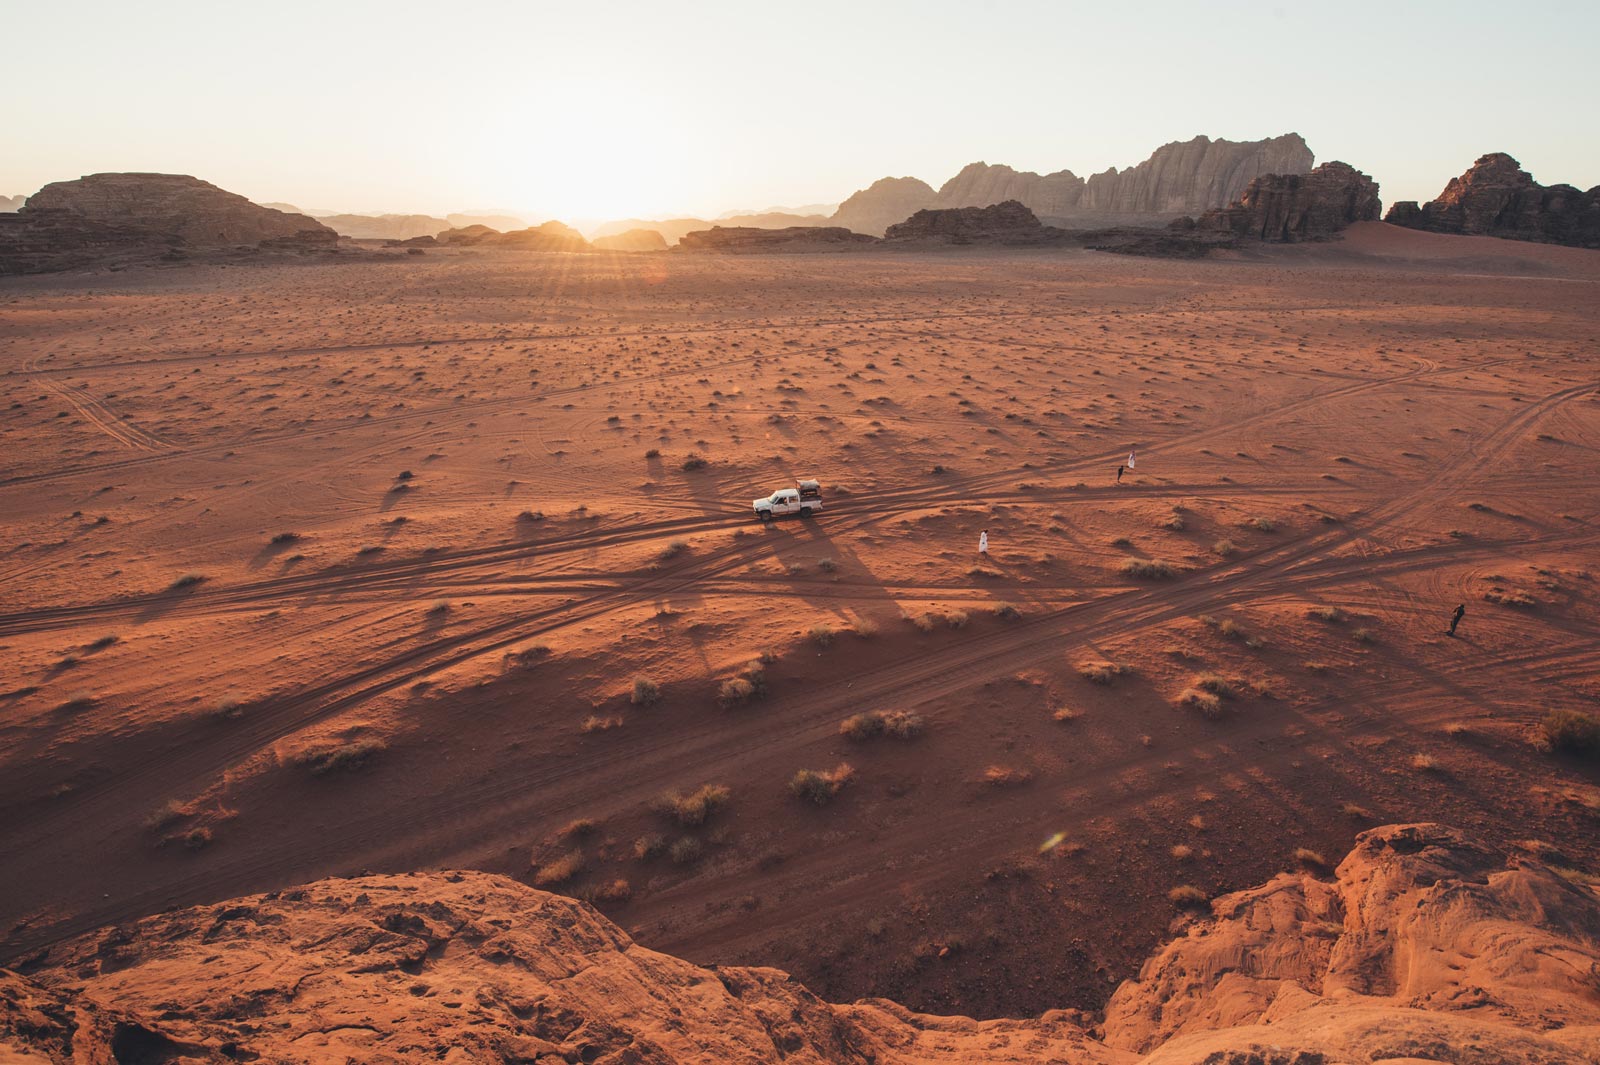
753,479 -> 823,522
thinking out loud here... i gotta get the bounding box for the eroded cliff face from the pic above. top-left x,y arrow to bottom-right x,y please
5,824 -> 1596,1065
907,134 -> 1315,229
1196,161 -> 1382,242
1385,153 -> 1600,248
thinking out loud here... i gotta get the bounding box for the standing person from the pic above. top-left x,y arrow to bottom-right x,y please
1447,603 -> 1465,637
1128,449 -> 1137,469
1116,464 -> 1125,483
979,529 -> 989,556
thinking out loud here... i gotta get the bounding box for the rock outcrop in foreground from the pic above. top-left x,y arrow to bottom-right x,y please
1194,161 -> 1382,242
1385,153 -> 1600,248
675,225 -> 877,252
5,824 -> 1597,1064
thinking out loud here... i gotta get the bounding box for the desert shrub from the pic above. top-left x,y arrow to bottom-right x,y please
1171,844 -> 1193,860
633,833 -> 668,860
790,763 -> 855,805
669,837 -> 703,864
1176,688 -> 1225,719
1543,710 -> 1600,757
270,531 -> 301,544
644,448 -> 661,458
1120,558 -> 1175,579
982,764 -> 1032,786
1194,673 -> 1232,697
662,784 -> 730,826
1293,847 -> 1328,869
1352,627 -> 1376,644
840,710 -> 923,740
945,610 -> 969,629
293,738 -> 386,775
658,538 -> 688,560
719,677 -> 756,704
1168,885 -> 1210,908
967,566 -> 1001,580
1249,517 -> 1277,533
817,557 -> 838,573
559,818 -> 600,839
170,573 -> 206,590
852,617 -> 879,638
585,878 -> 631,903
516,509 -> 545,523
1341,803 -> 1372,820
906,611 -> 938,633
1212,539 -> 1236,557
146,799 -> 188,832
680,453 -> 708,471
1161,513 -> 1185,531
184,827 -> 212,851
1411,753 -> 1439,772
580,714 -> 622,733
534,849 -> 585,886
1077,660 -> 1123,685
427,599 -> 450,616
810,623 -> 835,647
1308,605 -> 1344,623
992,602 -> 1021,621
631,676 -> 661,705
1052,706 -> 1080,723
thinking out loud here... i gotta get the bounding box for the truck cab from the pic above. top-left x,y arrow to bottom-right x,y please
754,479 -> 822,522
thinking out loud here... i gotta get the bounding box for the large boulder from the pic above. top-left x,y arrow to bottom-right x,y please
1384,153 -> 1600,248
23,173 -> 334,246
1196,161 -> 1382,242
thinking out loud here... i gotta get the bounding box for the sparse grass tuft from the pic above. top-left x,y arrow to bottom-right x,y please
1120,558 -> 1175,579
658,538 -> 688,561
680,453 -> 708,471
669,837 -> 703,864
293,737 -> 386,775
1352,627 -> 1376,644
1309,605 -> 1344,623
633,834 -> 668,860
1077,660 -> 1123,685
661,784 -> 731,826
992,602 -> 1021,621
584,878 -> 632,903
1543,710 -> 1600,758
1341,803 -> 1372,820
810,623 -> 835,647
1249,517 -> 1277,533
1052,706 -> 1080,723
1171,844 -> 1193,860
533,849 -> 585,886
840,710 -> 925,740
1213,539 -> 1236,557
982,764 -> 1032,787
1411,753 -> 1439,772
1294,847 -> 1329,870
559,817 -> 600,839
945,610 -> 969,629
631,676 -> 661,706
790,763 -> 855,804
1176,688 -> 1225,719
170,573 -> 206,590
1168,885 -> 1209,908
581,714 -> 623,733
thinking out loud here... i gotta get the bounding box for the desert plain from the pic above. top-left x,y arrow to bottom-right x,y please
2,223 -> 1598,1020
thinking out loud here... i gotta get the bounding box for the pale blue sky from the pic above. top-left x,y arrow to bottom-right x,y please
6,0 -> 1597,221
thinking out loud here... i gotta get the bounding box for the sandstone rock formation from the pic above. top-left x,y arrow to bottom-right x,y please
832,135 -> 1314,235
0,194 -> 25,212
593,228 -> 670,252
884,200 -> 1065,244
5,824 -> 1596,1064
1385,153 -> 1600,248
1195,161 -> 1382,242
830,177 -> 938,237
676,225 -> 877,252
435,221 -> 592,251
436,223 -> 502,245
447,212 -> 527,231
24,173 -> 334,246
320,213 -> 452,240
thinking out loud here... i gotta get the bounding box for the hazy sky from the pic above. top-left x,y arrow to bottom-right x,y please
6,0 -> 1597,221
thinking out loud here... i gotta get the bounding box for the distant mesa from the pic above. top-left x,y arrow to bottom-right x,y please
0,193 -> 25,212
884,200 -> 1064,244
675,224 -> 876,252
1385,152 -> 1600,248
0,173 -> 337,275
1193,160 -> 1382,242
446,212 -> 526,231
593,211 -> 832,246
319,213 -> 450,240
830,133 -> 1314,235
830,176 -> 938,237
592,227 -> 669,252
435,220 -> 593,252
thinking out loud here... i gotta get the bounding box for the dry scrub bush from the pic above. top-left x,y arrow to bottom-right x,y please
1077,661 -> 1123,685
1411,753 -> 1439,772
810,624 -> 835,647
1120,558 -> 1175,579
680,453 -> 708,471
631,676 -> 661,705
661,784 -> 731,826
293,738 -> 386,775
1294,847 -> 1329,869
840,710 -> 924,740
582,879 -> 632,904
982,765 -> 1032,787
1308,605 -> 1344,623
1176,688 -> 1225,719
1052,706 -> 1080,723
1171,844 -> 1193,860
790,764 -> 855,804
1212,539 -> 1236,557
658,539 -> 688,561
945,610 -> 969,629
669,837 -> 703,864
146,799 -> 189,832
581,715 -> 622,733
633,834 -> 668,860
1169,885 -> 1209,908
718,660 -> 768,705
852,618 -> 879,638
992,602 -> 1021,620
533,849 -> 585,886
559,818 -> 600,839
1544,710 -> 1600,758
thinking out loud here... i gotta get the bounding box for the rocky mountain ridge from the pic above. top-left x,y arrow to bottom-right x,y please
1385,152 -> 1600,248
1194,161 -> 1382,242
4,824 -> 1596,1064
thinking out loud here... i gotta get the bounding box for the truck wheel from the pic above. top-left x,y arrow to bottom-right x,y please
760,512 -> 772,523
799,507 -> 814,519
